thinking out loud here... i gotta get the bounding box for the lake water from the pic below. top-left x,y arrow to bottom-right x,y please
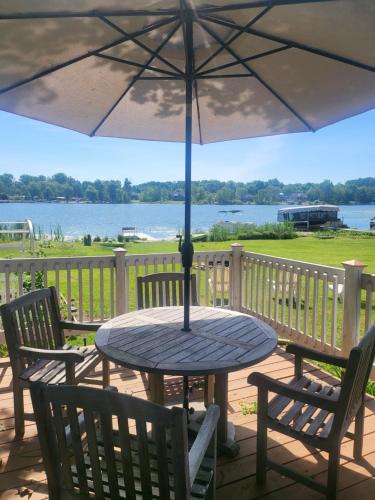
1,203 -> 374,240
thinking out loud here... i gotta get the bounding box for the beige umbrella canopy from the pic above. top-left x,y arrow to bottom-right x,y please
1,0 -> 375,142
1,0 -> 375,329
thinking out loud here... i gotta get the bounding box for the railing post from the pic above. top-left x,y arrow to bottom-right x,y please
342,259 -> 366,355
114,247 -> 127,316
230,243 -> 244,311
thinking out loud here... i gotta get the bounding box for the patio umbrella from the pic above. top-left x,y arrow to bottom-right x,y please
1,1 -> 375,331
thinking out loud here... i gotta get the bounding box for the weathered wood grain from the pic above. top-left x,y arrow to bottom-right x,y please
96,305 -> 277,456
1,350 -> 375,499
96,306 -> 277,376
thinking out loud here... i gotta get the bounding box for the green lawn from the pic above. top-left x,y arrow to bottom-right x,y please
239,237 -> 375,273
1,237 -> 374,272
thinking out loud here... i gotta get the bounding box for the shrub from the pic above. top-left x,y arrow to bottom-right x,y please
23,271 -> 44,292
83,234 -> 92,246
208,224 -> 232,242
93,236 -> 101,242
23,247 -> 46,291
0,344 -> 8,358
209,221 -> 296,241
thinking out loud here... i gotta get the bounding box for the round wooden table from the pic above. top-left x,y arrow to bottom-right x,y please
96,306 -> 277,456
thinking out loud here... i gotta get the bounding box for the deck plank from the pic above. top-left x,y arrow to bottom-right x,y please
1,349 -> 374,499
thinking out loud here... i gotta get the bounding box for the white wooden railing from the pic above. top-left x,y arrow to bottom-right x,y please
240,250 -> 345,354
362,272 -> 375,333
0,219 -> 34,252
0,243 -> 374,377
0,248 -> 232,343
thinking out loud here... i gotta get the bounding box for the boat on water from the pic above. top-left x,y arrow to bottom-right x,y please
218,209 -> 242,213
277,205 -> 347,231
121,226 -> 157,241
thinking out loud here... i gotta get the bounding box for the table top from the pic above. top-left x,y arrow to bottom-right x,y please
95,306 -> 277,376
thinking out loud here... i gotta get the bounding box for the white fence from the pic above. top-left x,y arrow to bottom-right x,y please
241,251 -> 345,354
0,219 -> 34,252
362,272 -> 375,332
0,248 -> 231,343
0,244 -> 374,375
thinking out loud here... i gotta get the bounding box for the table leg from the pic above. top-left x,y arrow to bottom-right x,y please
149,373 -> 164,406
204,375 -> 215,407
214,372 -> 240,457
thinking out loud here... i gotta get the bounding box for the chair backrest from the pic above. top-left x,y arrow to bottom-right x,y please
30,382 -> 191,500
137,272 -> 198,309
0,286 -> 63,368
334,324 -> 375,437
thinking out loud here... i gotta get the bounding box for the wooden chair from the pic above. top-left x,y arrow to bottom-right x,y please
0,286 -> 110,437
137,271 -> 198,309
208,265 -> 230,306
137,272 -> 214,409
30,382 -> 220,500
248,324 -> 375,500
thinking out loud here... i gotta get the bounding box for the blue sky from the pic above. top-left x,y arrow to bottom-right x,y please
0,108 -> 374,185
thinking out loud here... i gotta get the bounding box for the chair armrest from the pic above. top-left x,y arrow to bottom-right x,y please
286,344 -> 348,368
17,346 -> 85,363
248,372 -> 338,413
277,338 -> 291,347
60,320 -> 102,332
189,405 -> 220,487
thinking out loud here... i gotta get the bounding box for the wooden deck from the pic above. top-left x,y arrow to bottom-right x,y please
1,348 -> 375,499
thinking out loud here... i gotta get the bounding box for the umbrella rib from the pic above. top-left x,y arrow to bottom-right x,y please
204,15 -> 375,74
0,2 -> 331,19
196,0 -> 334,15
196,46 -> 290,77
196,74 -> 255,79
195,6 -> 272,73
90,22 -> 182,137
198,19 -> 314,132
98,16 -> 184,76
0,16 -> 179,96
95,53 -> 182,78
0,9 -> 180,20
137,76 -> 182,80
194,80 -> 203,145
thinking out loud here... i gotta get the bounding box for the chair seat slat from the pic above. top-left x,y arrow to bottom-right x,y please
292,385 -> 335,433
268,376 -> 310,419
20,345 -> 101,384
278,381 -> 321,427
269,378 -> 340,438
304,387 -> 340,437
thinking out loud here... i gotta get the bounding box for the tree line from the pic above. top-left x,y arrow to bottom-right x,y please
0,173 -> 374,205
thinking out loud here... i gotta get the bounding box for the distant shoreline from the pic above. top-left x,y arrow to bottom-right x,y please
1,200 -> 374,207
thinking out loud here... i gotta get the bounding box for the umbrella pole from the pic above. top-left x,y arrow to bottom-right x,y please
182,14 -> 194,332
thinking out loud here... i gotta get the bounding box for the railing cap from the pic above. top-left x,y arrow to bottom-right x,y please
342,259 -> 366,269
113,247 -> 127,254
230,242 -> 244,249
